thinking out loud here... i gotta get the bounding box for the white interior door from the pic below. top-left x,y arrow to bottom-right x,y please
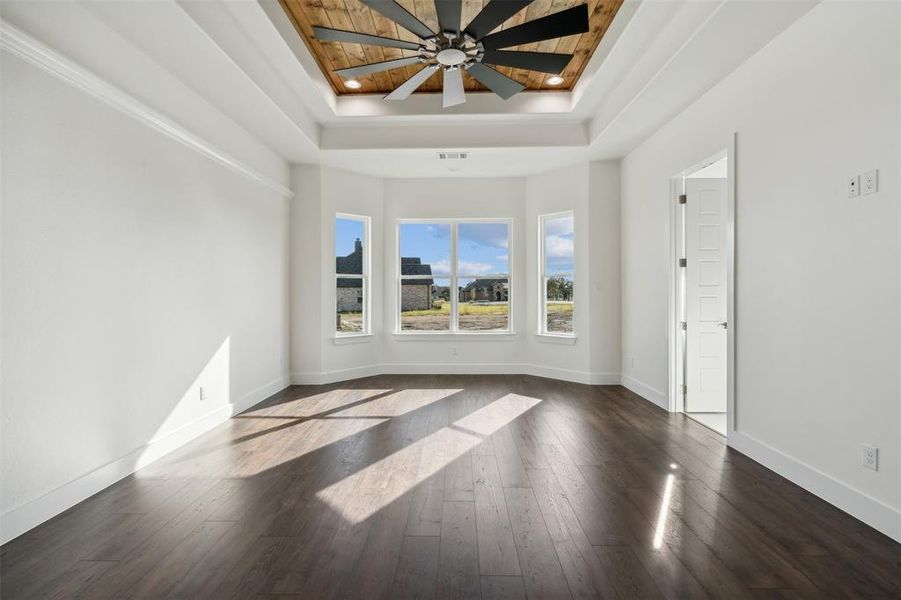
684,177 -> 727,412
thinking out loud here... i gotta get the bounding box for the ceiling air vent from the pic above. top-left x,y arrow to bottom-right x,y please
438,152 -> 468,160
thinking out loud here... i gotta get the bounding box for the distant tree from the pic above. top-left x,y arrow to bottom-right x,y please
547,276 -> 573,301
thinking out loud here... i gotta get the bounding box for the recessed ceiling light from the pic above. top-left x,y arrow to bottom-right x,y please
547,75 -> 565,86
345,79 -> 362,90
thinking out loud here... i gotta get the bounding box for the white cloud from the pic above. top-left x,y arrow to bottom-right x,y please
430,259 -> 452,276
458,261 -> 495,275
544,215 -> 574,237
429,259 -> 496,276
544,235 -> 574,258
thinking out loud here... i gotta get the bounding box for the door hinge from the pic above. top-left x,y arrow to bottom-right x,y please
681,384 -> 687,395
678,194 -> 687,204
679,258 -> 687,268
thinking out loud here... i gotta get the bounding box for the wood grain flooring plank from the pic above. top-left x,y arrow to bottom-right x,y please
392,536 -> 440,600
3,376 -> 898,600
503,486 -> 572,599
473,453 -> 521,576
437,501 -> 481,600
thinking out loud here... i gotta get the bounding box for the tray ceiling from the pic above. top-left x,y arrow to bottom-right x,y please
279,0 -> 624,95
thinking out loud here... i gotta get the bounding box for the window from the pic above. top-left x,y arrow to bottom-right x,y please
398,220 -> 510,333
539,212 -> 574,335
335,214 -> 369,335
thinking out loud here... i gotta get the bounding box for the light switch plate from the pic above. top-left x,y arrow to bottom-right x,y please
861,170 -> 878,195
848,175 -> 859,198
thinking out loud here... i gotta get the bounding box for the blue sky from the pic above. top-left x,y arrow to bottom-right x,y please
335,217 -> 365,257
337,218 -> 571,275
400,223 -> 509,276
544,214 -> 574,275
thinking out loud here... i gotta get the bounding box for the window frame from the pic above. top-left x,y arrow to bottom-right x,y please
335,212 -> 371,338
396,218 -> 513,335
538,211 -> 575,338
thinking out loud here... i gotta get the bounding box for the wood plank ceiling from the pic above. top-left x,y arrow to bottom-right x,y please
279,0 -> 624,95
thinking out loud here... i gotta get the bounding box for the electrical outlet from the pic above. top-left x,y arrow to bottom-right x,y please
451,346 -> 458,356
861,170 -> 878,195
862,444 -> 878,471
848,175 -> 859,198
630,356 -> 635,369
199,386 -> 207,401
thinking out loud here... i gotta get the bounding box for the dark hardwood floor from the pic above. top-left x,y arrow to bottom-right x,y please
2,375 -> 899,599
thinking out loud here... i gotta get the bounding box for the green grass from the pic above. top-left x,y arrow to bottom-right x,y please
401,302 -> 573,317
402,302 -> 510,317
546,302 -> 574,314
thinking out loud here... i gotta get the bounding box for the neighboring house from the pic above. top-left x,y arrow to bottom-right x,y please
335,241 -> 434,312
336,238 -> 365,312
459,279 -> 509,302
400,257 -> 433,311
432,285 -> 450,302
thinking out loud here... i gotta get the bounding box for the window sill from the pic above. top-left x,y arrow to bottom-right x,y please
333,333 -> 374,345
534,333 -> 577,345
392,332 -> 517,341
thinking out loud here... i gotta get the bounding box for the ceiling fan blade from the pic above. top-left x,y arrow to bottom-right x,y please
480,4 -> 589,50
465,0 -> 533,41
435,0 -> 462,34
314,26 -> 422,51
467,62 -> 524,100
360,0 -> 435,40
385,64 -> 440,100
443,67 -> 466,107
481,50 -> 573,74
336,57 -> 424,79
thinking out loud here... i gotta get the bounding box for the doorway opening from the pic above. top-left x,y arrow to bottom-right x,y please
669,147 -> 734,437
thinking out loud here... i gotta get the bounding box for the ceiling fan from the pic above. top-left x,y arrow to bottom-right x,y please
313,0 -> 590,107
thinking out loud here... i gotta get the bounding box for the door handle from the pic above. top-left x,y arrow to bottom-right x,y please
717,322 -> 728,329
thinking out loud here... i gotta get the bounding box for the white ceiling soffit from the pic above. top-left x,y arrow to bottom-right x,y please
250,0 -> 819,169
2,0 -> 821,177
321,147 -> 592,179
80,0 -> 321,163
588,0 -> 821,159
0,0 -> 294,181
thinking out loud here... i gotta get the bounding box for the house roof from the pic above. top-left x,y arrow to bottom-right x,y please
400,257 -> 433,285
461,278 -> 508,291
337,251 -> 434,287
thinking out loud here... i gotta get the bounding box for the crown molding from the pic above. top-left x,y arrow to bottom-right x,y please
0,18 -> 293,198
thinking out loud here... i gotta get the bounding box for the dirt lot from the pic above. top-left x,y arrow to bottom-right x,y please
401,301 -> 507,331
546,302 -> 574,333
340,303 -> 573,332
337,313 -> 363,333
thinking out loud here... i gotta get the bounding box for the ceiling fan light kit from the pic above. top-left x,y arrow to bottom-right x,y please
314,0 -> 590,108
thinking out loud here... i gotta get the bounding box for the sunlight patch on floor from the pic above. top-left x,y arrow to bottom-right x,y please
316,393 -> 542,523
653,470 -> 676,549
243,388 -> 393,418
165,388 -> 464,478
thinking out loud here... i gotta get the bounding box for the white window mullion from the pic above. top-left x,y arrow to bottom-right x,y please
450,223 -> 458,333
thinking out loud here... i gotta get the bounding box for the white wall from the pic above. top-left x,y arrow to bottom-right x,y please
382,177 -> 529,372
289,165 -> 622,384
290,165 -> 385,382
1,53 -> 291,543
620,0 -> 900,539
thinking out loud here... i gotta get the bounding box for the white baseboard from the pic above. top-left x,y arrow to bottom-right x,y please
231,375 -> 291,415
619,374 -> 668,409
729,431 -> 901,543
292,364 -> 382,385
292,363 -> 620,386
0,375 -> 291,545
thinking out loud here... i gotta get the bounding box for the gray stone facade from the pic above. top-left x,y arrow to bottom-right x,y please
337,285 -> 363,312
401,284 -> 431,311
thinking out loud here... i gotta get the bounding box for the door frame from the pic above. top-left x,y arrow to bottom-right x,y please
667,134 -> 737,437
